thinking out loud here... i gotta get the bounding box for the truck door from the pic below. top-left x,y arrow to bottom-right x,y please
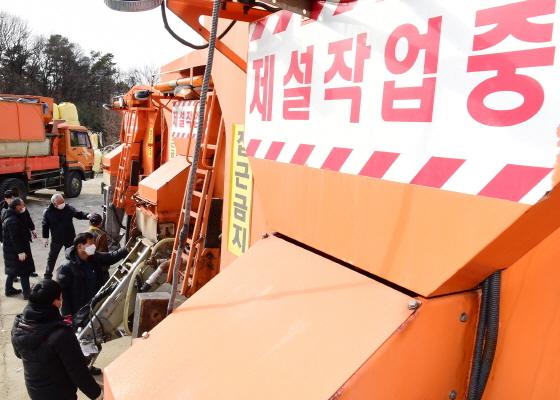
68,130 -> 94,168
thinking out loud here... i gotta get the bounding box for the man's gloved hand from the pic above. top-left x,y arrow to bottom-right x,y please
18,253 -> 27,261
43,238 -> 49,247
31,231 -> 38,239
87,213 -> 92,219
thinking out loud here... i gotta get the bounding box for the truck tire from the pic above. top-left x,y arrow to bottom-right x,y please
64,171 -> 82,198
0,178 -> 28,201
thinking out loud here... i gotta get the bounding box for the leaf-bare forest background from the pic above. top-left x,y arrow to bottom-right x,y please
0,12 -> 159,144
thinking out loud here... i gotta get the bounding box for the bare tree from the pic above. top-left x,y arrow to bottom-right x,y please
123,64 -> 161,87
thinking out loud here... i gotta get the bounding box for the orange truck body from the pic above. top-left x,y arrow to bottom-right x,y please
102,0 -> 560,399
0,94 -> 95,199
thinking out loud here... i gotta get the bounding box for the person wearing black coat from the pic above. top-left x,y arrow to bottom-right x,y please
56,232 -> 129,317
11,280 -> 103,400
42,194 -> 90,279
1,190 -> 39,280
2,198 -> 35,298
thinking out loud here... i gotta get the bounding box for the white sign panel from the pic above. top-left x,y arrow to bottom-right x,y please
245,0 -> 559,204
171,100 -> 200,138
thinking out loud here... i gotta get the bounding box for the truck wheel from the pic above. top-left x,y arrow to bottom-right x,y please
0,178 -> 28,201
64,171 -> 82,198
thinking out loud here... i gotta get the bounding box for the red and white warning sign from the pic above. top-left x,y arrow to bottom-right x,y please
171,100 -> 199,138
245,0 -> 560,204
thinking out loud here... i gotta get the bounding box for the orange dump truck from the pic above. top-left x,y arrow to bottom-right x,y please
0,94 -> 95,199
98,0 -> 560,399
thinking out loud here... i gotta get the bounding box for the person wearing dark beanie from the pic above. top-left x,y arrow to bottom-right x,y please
10,280 -> 103,400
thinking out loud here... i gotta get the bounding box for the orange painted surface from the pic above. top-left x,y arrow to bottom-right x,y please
104,236 -> 413,400
137,155 -> 190,216
0,156 -> 60,175
248,158 -> 530,297
0,100 -> 45,141
336,291 -> 479,399
481,224 -> 560,400
101,144 -> 123,177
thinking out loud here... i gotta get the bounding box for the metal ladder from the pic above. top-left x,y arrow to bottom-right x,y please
168,93 -> 224,297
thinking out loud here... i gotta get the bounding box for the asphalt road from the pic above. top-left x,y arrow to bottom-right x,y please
0,177 -> 130,399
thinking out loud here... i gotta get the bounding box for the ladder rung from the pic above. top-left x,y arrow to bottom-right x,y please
190,210 -> 198,218
193,190 -> 202,197
196,169 -> 209,175
205,144 -> 217,150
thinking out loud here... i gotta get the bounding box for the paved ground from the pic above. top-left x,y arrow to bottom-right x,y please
0,177 -> 131,399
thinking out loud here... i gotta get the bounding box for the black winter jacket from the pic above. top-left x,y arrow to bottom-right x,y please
11,303 -> 101,400
0,200 -> 35,233
56,246 -> 129,316
2,208 -> 35,276
42,203 -> 88,244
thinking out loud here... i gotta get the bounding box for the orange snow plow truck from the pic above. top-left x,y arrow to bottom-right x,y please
100,0 -> 560,399
0,95 -> 94,199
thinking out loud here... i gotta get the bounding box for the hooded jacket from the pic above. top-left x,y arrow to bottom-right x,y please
0,199 -> 35,233
42,202 -> 88,244
11,302 -> 101,400
56,246 -> 129,316
2,207 -> 35,276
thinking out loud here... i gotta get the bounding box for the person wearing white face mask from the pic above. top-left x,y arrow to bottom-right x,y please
42,194 -> 91,280
56,231 -> 129,314
2,198 -> 36,299
1,190 -> 39,280
55,232 -> 129,376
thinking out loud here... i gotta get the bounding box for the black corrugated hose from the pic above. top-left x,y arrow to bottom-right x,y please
166,0 -> 222,315
467,270 -> 501,400
161,0 -> 236,50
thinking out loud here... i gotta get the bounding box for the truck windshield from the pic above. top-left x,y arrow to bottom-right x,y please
70,131 -> 92,148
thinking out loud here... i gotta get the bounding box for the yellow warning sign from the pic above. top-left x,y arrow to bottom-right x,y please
227,124 -> 253,256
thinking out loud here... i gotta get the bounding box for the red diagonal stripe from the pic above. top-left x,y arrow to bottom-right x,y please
410,157 -> 466,188
250,19 -> 268,42
246,139 -> 262,157
290,144 -> 315,165
477,164 -> 553,202
264,141 -> 285,160
359,151 -> 400,178
273,11 -> 292,34
321,147 -> 353,171
334,0 -> 357,15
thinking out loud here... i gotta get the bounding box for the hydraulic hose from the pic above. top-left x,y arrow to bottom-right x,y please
167,0 -> 221,315
161,0 -> 236,50
123,261 -> 146,336
467,278 -> 489,400
123,238 -> 174,335
476,271 -> 501,400
467,270 -> 501,400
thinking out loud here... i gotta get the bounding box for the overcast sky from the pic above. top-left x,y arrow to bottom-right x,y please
0,0 -> 202,71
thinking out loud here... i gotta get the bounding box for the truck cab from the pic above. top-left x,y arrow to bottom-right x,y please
56,124 -> 95,197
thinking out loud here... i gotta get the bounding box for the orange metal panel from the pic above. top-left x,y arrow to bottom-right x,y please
0,101 -> 45,141
17,102 -> 45,140
0,101 -> 21,141
102,144 -> 123,177
482,225 -> 560,400
336,291 -> 479,399
248,158 -> 529,297
137,155 -> 190,214
104,236 -> 414,400
0,156 -> 59,175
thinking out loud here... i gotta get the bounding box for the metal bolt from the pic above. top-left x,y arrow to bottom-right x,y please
261,233 -> 269,239
407,299 -> 421,310
460,313 -> 468,322
449,390 -> 457,399
141,331 -> 150,339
